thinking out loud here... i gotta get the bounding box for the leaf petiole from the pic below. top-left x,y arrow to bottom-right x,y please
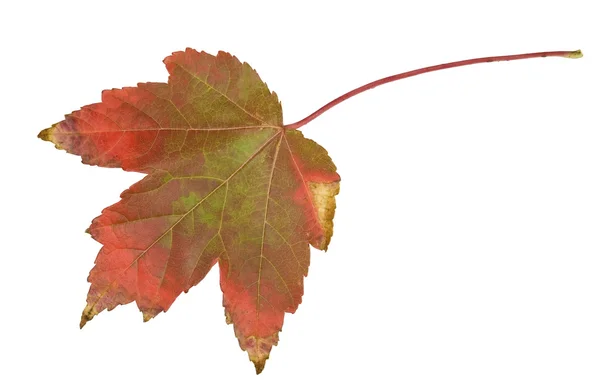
283,50 -> 583,130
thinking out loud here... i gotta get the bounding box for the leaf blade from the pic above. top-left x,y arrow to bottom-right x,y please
40,48 -> 340,373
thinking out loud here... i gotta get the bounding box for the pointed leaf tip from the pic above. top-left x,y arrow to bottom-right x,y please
238,333 -> 279,375
38,126 -> 62,149
253,359 -> 266,375
80,313 -> 90,329
142,307 -> 162,322
38,128 -> 52,141
80,304 -> 97,328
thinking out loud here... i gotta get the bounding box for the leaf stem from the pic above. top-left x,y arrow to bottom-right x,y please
283,50 -> 582,130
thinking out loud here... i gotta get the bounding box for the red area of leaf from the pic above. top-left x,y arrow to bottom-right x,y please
40,48 -> 340,374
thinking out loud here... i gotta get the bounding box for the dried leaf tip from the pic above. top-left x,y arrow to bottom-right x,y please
239,333 -> 279,375
142,308 -> 161,322
253,359 -> 266,375
564,50 -> 583,59
80,304 -> 97,328
38,126 -> 62,149
80,313 -> 91,329
37,127 -> 53,142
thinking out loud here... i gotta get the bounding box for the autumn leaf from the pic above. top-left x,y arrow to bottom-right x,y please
39,48 -> 340,374
39,47 -> 581,374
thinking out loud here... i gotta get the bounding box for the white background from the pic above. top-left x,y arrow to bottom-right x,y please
1,0 -> 599,389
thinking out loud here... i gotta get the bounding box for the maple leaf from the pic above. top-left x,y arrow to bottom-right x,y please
39,49 -> 340,373
39,47 -> 581,374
